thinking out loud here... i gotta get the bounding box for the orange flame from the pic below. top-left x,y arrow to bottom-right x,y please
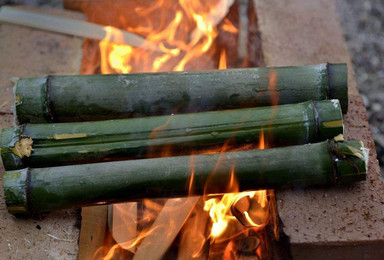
268,69 -> 278,107
100,0 -> 235,74
257,130 -> 265,150
188,155 -> 196,196
101,227 -> 160,260
219,49 -> 227,69
222,18 -> 239,33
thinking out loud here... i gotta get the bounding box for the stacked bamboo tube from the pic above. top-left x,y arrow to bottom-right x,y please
0,63 -> 368,214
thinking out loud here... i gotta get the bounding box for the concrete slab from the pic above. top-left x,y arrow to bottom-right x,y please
0,7 -> 84,260
254,0 -> 384,259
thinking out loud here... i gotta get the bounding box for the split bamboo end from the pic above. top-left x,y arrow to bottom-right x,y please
0,127 -> 25,170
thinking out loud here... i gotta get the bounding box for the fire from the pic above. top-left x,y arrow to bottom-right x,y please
96,0 -> 270,258
99,0 -> 235,73
221,18 -> 239,34
203,168 -> 237,238
203,132 -> 269,240
258,129 -> 265,149
219,49 -> 227,69
188,155 -> 195,196
99,227 -> 160,260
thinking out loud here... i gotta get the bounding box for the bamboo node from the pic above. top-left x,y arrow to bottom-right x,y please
11,138 -> 33,158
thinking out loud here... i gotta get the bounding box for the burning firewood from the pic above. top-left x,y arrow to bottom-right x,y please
107,203 -> 138,253
13,63 -> 347,124
1,100 -> 343,170
177,198 -> 210,260
3,139 -> 367,215
132,197 -> 199,260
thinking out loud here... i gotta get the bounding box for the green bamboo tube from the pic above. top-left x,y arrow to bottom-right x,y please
13,63 -> 348,124
3,140 -> 367,214
1,100 -> 343,170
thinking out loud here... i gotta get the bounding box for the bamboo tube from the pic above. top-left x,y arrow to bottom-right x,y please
1,100 -> 343,170
3,140 -> 367,214
13,63 -> 348,124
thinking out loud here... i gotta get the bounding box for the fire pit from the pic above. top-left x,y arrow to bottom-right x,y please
62,1 -> 275,258
0,0 -> 383,259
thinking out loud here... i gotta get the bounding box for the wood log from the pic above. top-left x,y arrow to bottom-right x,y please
132,197 -> 199,260
13,63 -> 348,124
107,203 -> 137,253
1,100 -> 343,170
78,206 -> 108,260
3,139 -> 367,214
177,198 -> 210,260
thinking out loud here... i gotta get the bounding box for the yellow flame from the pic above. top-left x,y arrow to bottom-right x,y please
203,131 -> 269,238
204,197 -> 233,237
